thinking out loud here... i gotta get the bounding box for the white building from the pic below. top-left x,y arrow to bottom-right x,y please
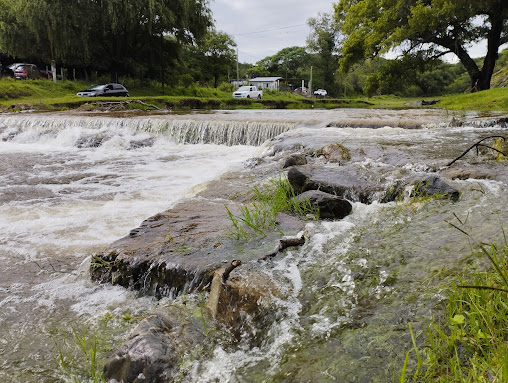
249,77 -> 282,90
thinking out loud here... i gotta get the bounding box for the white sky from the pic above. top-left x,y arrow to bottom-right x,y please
210,0 -> 335,63
209,1 -> 502,65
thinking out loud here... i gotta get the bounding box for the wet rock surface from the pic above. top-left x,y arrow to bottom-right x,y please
104,307 -> 206,383
90,115 -> 508,382
296,190 -> 352,219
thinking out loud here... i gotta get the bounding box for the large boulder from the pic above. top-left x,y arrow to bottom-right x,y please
315,143 -> 351,164
286,165 -> 385,204
282,153 -> 307,168
296,190 -> 352,220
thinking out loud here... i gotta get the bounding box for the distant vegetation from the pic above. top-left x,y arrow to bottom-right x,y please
1,76 -> 508,113
0,0 -> 506,100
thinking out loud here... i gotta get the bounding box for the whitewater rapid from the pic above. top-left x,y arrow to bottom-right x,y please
0,109 -> 506,382
0,115 -> 259,382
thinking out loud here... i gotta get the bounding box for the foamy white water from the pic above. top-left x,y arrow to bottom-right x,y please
0,116 -> 258,382
0,110 -> 506,382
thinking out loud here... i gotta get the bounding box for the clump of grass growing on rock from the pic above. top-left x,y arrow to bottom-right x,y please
226,175 -> 317,240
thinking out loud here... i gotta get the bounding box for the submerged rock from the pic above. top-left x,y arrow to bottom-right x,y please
76,134 -> 107,148
104,307 -> 206,383
206,262 -> 284,341
128,137 -> 155,150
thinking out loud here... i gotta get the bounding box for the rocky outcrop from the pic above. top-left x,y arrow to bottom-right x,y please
103,307 -> 206,383
90,162 -> 308,299
286,164 -> 460,204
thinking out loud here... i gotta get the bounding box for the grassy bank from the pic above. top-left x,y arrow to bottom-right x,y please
0,78 -> 373,112
403,240 -> 508,382
0,77 -> 507,112
436,88 -> 508,111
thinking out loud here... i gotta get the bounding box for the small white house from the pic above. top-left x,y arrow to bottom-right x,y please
249,77 -> 282,90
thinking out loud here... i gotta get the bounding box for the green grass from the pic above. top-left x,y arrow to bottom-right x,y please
436,87 -> 508,111
55,324 -> 106,383
403,239 -> 508,382
226,175 -> 317,241
1,77 -> 507,111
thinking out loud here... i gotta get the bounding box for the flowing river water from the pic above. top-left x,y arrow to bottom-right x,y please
0,109 -> 506,382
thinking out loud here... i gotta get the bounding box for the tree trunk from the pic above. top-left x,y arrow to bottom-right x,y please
475,16 -> 505,92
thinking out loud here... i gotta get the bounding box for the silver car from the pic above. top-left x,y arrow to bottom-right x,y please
76,83 -> 129,97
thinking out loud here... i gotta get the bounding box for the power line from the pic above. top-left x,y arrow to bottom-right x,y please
235,23 -> 307,36
238,49 -> 260,62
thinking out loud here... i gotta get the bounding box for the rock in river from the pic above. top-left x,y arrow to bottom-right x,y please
296,190 -> 352,219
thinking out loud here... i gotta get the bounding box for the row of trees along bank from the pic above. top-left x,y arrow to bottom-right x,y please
0,0 -> 506,96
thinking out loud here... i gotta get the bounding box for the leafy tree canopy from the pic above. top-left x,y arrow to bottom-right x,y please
253,46 -> 310,78
335,0 -> 508,91
0,0 -> 212,79
307,12 -> 342,95
193,29 -> 236,87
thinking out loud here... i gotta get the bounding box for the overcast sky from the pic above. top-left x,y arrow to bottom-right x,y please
210,0 -> 335,63
209,1 -> 499,65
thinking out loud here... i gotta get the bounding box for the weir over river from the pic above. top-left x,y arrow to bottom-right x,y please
0,109 -> 506,382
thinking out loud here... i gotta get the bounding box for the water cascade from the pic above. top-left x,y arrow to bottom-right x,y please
0,114 -> 296,147
0,109 -> 506,382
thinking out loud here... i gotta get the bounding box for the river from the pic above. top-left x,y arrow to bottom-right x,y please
0,109 -> 506,382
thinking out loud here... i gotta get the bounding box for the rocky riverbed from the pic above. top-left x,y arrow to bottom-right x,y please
87,110 -> 507,382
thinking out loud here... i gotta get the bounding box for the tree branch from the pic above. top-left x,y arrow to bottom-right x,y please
446,136 -> 507,167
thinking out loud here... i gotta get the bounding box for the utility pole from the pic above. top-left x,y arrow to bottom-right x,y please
236,48 -> 240,84
309,66 -> 313,96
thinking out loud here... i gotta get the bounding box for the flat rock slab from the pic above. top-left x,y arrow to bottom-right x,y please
90,162 -> 307,298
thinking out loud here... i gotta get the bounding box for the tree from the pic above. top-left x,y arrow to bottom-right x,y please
197,29 -> 236,88
253,46 -> 310,78
0,0 -> 212,80
335,0 -> 508,91
307,12 -> 342,95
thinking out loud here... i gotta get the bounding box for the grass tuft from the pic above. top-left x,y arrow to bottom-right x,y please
226,175 -> 317,241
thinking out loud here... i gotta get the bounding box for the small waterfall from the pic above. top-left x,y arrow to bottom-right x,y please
0,115 -> 296,147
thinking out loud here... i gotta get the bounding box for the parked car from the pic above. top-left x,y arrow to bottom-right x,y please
8,63 -> 24,71
14,64 -> 41,79
76,83 -> 129,97
232,85 -> 262,99
313,89 -> 327,97
39,69 -> 52,79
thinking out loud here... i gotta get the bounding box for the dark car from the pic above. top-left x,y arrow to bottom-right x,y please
14,64 -> 41,79
76,83 -> 129,97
